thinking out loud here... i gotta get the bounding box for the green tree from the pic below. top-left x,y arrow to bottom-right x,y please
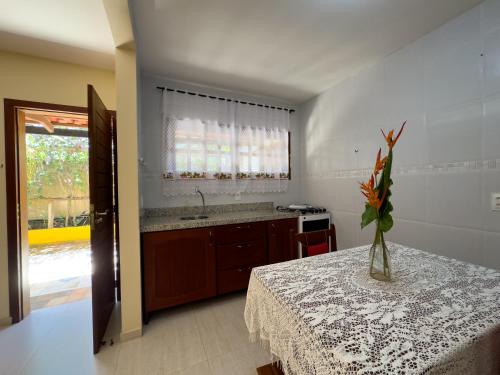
26,134 -> 89,226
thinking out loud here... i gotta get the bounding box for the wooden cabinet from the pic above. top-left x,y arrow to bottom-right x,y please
215,221 -> 267,294
142,217 -> 298,319
214,221 -> 267,245
217,239 -> 267,270
142,228 -> 216,318
268,218 -> 297,264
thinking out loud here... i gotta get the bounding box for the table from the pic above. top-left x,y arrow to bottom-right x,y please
244,243 -> 500,374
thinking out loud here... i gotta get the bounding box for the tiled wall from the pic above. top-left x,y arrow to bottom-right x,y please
299,0 -> 500,269
139,75 -> 302,208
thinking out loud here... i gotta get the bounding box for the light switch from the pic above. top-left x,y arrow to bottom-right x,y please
492,193 -> 500,212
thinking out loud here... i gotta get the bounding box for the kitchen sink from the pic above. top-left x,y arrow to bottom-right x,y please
180,215 -> 209,220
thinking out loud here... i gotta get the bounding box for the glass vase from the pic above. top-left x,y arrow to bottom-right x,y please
369,226 -> 392,281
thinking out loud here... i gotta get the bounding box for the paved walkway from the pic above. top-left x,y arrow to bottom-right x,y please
29,241 -> 91,310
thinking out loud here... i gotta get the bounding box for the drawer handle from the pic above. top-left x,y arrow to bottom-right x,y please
237,268 -> 244,272
235,225 -> 250,230
236,243 -> 253,249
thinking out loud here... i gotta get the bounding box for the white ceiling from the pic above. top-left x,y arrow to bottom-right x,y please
0,0 -> 115,69
131,0 -> 482,103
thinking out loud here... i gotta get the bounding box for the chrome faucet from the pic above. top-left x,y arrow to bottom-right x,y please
195,186 -> 206,216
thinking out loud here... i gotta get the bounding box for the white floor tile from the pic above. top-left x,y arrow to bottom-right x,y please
0,291 -> 268,375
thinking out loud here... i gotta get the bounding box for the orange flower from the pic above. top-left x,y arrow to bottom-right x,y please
373,148 -> 387,177
360,175 -> 383,210
381,121 -> 406,150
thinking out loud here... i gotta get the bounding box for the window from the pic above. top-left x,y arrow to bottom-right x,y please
161,90 -> 291,195
165,118 -> 289,179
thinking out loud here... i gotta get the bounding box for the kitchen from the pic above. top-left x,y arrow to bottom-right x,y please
1,0 -> 500,374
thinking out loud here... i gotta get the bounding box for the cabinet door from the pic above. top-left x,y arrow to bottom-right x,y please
268,218 -> 298,264
142,228 -> 216,312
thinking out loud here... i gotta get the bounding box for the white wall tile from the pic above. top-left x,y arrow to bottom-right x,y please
483,28 -> 500,97
482,94 -> 500,160
482,231 -> 500,270
385,219 -> 429,251
481,0 -> 500,36
384,40 -> 425,123
425,172 -> 482,230
391,174 -> 426,222
422,8 -> 481,111
299,0 -> 497,265
331,211 -> 358,250
352,63 -> 388,126
390,114 -> 427,167
427,101 -> 482,164
424,224 -> 483,265
481,170 -> 500,233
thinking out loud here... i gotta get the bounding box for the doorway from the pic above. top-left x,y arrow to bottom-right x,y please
5,90 -> 119,354
22,109 -> 92,310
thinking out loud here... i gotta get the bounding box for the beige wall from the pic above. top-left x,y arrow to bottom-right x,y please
114,46 -> 142,339
0,50 -> 116,322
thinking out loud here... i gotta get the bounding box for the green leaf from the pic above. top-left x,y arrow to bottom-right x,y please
379,213 -> 393,232
361,204 -> 378,229
381,199 -> 393,217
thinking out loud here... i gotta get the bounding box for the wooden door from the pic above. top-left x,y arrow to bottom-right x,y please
88,85 -> 115,354
17,110 -> 31,317
268,218 -> 298,264
142,228 -> 216,319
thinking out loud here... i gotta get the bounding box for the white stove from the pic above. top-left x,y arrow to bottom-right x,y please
277,204 -> 332,258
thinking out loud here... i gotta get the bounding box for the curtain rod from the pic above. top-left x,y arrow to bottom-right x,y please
156,86 -> 295,113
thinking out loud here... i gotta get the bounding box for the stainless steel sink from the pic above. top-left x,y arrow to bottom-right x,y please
180,215 -> 209,220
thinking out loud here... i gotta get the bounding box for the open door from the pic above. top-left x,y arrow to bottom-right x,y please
88,85 -> 116,354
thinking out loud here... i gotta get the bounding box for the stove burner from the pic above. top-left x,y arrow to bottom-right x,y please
276,205 -> 327,214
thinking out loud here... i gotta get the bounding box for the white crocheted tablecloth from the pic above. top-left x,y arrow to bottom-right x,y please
244,243 -> 500,374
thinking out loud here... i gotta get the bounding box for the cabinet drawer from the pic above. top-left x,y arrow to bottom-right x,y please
217,239 -> 267,270
214,221 -> 266,245
217,265 -> 258,294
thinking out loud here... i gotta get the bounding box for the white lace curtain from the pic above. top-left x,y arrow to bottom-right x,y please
161,89 -> 290,196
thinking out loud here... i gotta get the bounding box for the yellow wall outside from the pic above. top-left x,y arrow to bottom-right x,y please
0,50 -> 116,322
28,226 -> 91,246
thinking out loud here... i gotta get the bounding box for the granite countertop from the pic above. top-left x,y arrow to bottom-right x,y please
140,202 -> 299,232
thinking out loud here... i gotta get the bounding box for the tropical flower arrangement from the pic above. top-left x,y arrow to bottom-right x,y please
360,121 -> 405,281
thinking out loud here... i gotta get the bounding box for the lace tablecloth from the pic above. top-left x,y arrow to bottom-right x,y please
244,243 -> 500,374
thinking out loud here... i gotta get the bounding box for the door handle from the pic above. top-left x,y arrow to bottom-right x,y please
95,217 -> 104,224
96,209 -> 109,217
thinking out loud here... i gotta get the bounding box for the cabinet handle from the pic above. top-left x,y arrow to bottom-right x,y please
235,225 -> 250,230
236,243 -> 253,249
237,268 -> 244,272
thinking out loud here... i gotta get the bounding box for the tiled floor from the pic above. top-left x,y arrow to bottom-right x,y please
29,241 -> 91,310
0,291 -> 271,375
30,286 -> 92,310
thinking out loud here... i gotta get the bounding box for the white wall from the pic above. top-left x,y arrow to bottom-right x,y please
115,46 -> 142,340
139,74 -> 302,208
300,0 -> 500,268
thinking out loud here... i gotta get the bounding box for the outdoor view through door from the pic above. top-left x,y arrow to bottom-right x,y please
24,110 -> 91,310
